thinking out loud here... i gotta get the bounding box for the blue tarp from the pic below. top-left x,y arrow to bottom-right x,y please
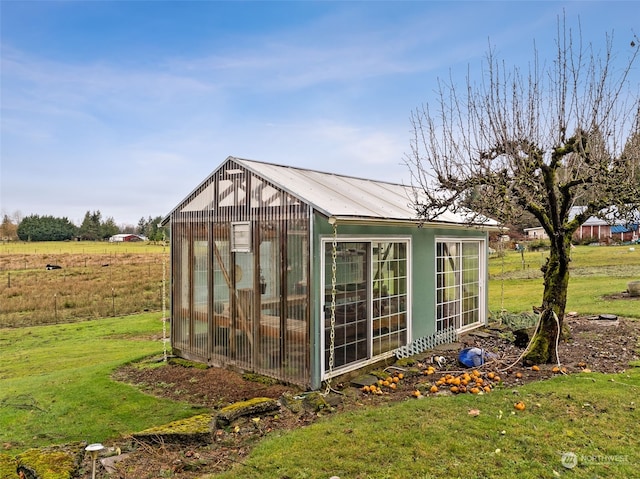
611,223 -> 638,234
458,348 -> 496,367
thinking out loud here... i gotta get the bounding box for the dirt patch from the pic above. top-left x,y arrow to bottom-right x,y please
81,316 -> 640,479
112,364 -> 295,410
603,291 -> 640,301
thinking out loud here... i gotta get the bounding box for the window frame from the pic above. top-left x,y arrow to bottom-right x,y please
435,237 -> 486,334
321,235 -> 412,380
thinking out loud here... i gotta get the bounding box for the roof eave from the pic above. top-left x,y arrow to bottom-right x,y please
327,215 -> 502,231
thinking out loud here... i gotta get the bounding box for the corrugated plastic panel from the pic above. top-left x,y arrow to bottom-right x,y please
169,160 -> 311,387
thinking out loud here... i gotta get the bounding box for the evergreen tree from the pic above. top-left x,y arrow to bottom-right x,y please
146,216 -> 167,241
17,215 -> 77,241
78,211 -> 102,240
137,217 -> 148,237
101,216 -> 119,239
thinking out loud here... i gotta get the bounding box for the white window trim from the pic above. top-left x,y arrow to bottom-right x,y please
231,221 -> 252,253
434,236 -> 487,334
320,235 -> 412,380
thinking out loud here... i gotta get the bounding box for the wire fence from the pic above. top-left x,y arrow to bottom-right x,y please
0,253 -> 169,328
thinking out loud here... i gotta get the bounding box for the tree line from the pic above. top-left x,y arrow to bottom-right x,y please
0,211 -> 168,242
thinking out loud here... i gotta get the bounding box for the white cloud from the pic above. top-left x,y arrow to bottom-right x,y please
2,1 -> 637,226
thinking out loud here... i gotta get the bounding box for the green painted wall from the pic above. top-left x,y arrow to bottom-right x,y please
310,214 -> 489,388
409,225 -> 488,337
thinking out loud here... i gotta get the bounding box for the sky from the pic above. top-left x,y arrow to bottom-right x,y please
1,1 -> 638,227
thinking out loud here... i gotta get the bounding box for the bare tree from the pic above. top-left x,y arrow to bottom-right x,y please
405,21 -> 640,364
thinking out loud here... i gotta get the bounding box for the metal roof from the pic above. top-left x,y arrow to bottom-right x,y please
570,205 -> 640,226
233,157 -> 497,226
163,156 -> 499,227
611,224 -> 638,234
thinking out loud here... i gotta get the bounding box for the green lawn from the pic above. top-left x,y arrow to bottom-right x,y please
0,240 -> 166,255
489,244 -> 640,318
1,243 -> 638,478
0,313 -> 203,454
207,245 -> 640,478
210,368 -> 640,479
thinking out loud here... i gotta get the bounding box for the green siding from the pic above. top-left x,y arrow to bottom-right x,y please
310,214 -> 488,388
412,226 -> 488,339
411,226 -> 435,339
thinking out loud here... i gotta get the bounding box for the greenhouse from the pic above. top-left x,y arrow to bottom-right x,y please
162,156 -> 498,388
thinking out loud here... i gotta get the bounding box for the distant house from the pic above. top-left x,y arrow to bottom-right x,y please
610,223 -> 639,242
161,156 -> 500,389
108,234 -> 146,243
523,227 -> 548,240
570,206 -> 639,243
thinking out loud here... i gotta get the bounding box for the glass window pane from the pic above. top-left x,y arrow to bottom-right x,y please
324,242 -> 368,372
371,241 -> 408,355
436,239 -> 482,331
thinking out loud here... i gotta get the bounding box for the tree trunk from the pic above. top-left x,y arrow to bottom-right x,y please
523,241 -> 570,365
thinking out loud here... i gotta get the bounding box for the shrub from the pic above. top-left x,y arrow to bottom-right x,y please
526,239 -> 550,251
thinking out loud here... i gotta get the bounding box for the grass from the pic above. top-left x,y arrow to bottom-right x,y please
489,244 -> 640,318
0,241 -> 168,327
206,244 -> 640,478
0,313 -> 204,455
209,369 -> 640,479
0,240 -> 166,255
1,242 -> 639,478
489,243 -> 640,279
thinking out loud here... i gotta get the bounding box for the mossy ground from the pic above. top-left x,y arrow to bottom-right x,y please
12,443 -> 85,479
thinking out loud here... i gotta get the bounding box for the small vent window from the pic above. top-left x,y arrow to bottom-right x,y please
231,222 -> 252,252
